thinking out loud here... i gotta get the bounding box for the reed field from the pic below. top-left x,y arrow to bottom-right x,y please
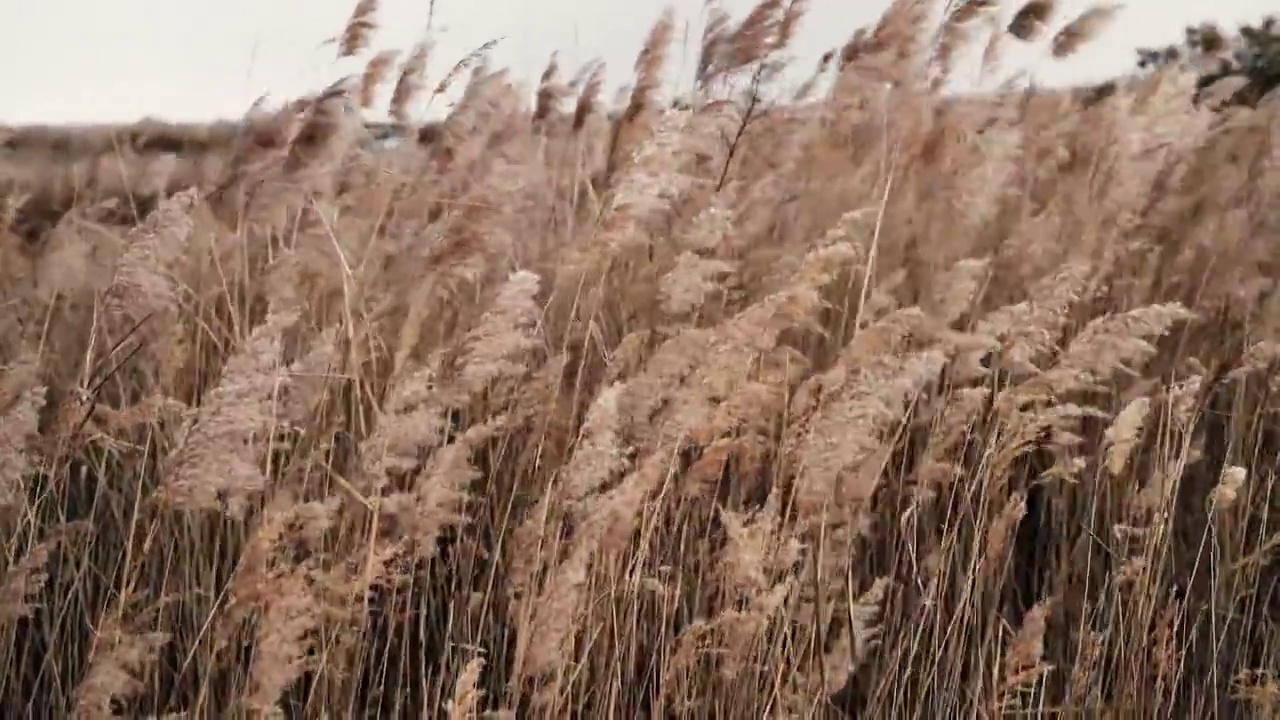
3,0 -> 1280,716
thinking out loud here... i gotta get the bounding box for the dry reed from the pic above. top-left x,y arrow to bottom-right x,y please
3,1 -> 1280,717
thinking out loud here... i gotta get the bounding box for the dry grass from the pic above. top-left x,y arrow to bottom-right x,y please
3,0 -> 1280,716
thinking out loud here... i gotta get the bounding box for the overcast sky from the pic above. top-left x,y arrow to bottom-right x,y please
2,0 -> 1276,125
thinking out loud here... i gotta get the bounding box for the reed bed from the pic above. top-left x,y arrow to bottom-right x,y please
2,0 -> 1280,716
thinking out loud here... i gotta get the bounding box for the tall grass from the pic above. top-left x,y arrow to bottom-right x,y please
3,0 -> 1280,716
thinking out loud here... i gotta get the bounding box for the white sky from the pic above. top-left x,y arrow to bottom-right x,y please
2,0 -> 1276,125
